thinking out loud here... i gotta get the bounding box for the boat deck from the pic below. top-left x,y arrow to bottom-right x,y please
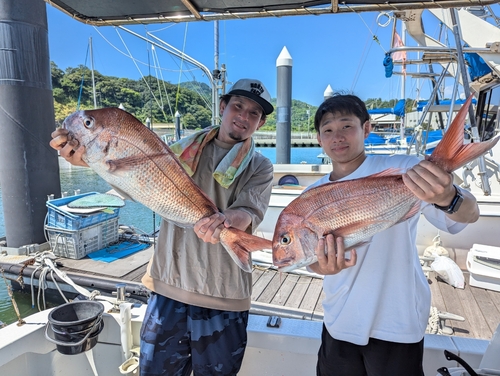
23,247 -> 499,341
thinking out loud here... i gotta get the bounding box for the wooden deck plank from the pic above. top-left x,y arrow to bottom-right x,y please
488,288 -> 500,312
258,273 -> 285,304
251,267 -> 266,288
123,264 -> 148,282
284,276 -> 311,309
437,279 -> 472,337
314,290 -> 325,314
456,283 -> 492,339
429,274 -> 446,312
252,268 -> 265,296
300,278 -> 323,312
251,269 -> 275,301
270,274 -> 300,306
469,285 -> 500,335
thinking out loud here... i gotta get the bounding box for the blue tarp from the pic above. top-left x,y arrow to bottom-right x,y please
416,98 -> 477,112
365,133 -> 387,145
87,241 -> 150,262
386,129 -> 442,144
368,99 -> 405,117
464,52 -> 492,81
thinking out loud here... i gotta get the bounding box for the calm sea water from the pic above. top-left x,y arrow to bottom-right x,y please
0,147 -> 324,326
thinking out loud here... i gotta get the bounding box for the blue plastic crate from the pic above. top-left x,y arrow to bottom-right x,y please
46,218 -> 119,259
46,192 -> 120,230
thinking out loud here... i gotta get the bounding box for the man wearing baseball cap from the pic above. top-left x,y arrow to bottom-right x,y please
138,78 -> 275,375
51,77 -> 275,376
224,78 -> 274,115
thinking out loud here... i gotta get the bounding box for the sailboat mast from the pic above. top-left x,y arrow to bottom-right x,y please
400,22 -> 406,146
89,36 -> 97,109
449,8 -> 491,194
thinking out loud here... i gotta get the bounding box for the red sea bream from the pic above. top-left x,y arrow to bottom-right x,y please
272,96 -> 500,272
61,108 -> 272,273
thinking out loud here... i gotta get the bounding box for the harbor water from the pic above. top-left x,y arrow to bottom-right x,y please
0,147 -> 324,326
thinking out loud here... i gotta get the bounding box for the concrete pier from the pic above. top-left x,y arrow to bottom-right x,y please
254,138 -> 319,147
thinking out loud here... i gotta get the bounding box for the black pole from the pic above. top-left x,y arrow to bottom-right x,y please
275,47 -> 293,164
175,111 -> 181,141
0,0 -> 61,247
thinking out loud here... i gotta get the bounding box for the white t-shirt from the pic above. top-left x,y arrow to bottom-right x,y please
308,154 -> 466,345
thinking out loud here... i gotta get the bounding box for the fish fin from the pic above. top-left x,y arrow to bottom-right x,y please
365,168 -> 403,178
396,201 -> 421,223
220,228 -> 272,273
108,185 -> 136,202
344,241 -> 370,251
106,154 -> 167,174
428,95 -> 500,172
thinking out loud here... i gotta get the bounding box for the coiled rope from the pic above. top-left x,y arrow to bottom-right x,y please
427,306 -> 444,335
28,251 -> 113,311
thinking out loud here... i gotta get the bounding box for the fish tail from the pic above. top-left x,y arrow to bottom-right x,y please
429,95 -> 500,172
220,228 -> 272,273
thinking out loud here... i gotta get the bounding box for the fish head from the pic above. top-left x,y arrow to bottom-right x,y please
62,108 -> 127,164
272,213 -> 319,272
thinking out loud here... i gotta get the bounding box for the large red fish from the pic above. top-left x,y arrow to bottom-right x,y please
272,96 -> 500,272
61,108 -> 272,273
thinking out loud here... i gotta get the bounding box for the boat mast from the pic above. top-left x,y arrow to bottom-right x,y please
449,8 -> 491,194
89,36 -> 97,109
400,21 -> 406,147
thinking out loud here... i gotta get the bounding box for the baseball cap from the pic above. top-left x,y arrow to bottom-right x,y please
227,78 -> 274,115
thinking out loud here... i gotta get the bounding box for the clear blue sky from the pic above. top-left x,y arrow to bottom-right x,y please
46,4 -> 492,107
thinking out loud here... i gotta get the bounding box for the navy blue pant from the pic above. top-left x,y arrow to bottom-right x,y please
317,324 -> 425,376
140,293 -> 249,376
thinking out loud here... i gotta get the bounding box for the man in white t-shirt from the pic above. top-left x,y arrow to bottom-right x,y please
308,94 -> 479,375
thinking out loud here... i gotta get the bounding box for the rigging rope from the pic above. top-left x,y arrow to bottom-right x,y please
76,43 -> 90,110
175,23 -> 189,113
28,251 -> 115,311
91,25 -> 212,116
350,11 -> 388,93
114,28 -> 169,122
151,45 -> 174,118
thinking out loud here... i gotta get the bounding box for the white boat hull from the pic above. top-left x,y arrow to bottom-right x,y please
0,302 -> 492,376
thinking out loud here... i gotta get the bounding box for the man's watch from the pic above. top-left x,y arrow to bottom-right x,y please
433,185 -> 464,214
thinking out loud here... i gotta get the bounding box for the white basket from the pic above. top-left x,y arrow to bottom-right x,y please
46,218 -> 119,259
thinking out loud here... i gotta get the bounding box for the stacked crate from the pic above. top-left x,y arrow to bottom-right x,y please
45,192 -> 120,259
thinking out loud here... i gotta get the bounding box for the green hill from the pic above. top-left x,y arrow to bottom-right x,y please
51,62 -> 406,133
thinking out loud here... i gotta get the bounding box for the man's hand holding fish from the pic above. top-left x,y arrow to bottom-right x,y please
403,159 -> 480,223
50,128 -> 89,167
310,234 -> 357,275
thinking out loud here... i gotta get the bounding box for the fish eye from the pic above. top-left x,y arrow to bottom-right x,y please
83,117 -> 94,129
280,235 -> 291,245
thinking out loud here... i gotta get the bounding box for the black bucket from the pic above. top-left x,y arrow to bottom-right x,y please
45,300 -> 105,355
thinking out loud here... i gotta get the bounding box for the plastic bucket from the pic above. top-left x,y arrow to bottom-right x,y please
45,300 -> 105,355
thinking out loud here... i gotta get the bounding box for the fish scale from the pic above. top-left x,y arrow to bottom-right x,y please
292,176 -> 417,248
92,123 -> 217,225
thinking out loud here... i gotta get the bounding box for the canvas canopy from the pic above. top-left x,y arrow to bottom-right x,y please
45,0 -> 498,26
